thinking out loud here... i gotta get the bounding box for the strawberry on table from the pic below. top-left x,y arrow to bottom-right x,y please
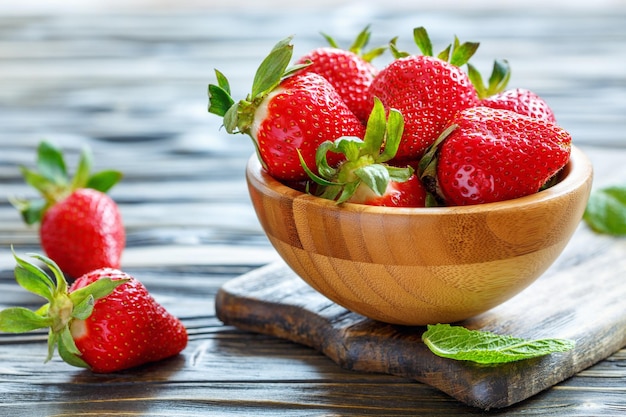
0,251 -> 187,373
299,98 -> 426,207
418,106 -> 572,206
367,26 -> 481,162
208,37 -> 365,182
11,141 -> 125,279
295,26 -> 386,123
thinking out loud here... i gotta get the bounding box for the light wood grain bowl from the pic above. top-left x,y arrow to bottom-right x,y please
246,146 -> 593,325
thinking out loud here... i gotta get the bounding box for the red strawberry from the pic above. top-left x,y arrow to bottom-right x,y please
418,106 -> 571,206
0,252 -> 187,373
480,88 -> 557,122
295,26 -> 385,123
367,27 -> 480,161
300,98 -> 426,207
11,141 -> 125,279
208,37 -> 365,182
466,59 -> 556,122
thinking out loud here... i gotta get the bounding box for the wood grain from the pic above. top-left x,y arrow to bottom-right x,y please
245,147 -> 594,325
216,237 -> 626,409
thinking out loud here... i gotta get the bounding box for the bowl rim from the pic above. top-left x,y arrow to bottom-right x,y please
246,145 -> 593,215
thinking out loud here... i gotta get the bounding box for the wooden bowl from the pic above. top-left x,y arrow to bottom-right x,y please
245,146 -> 593,325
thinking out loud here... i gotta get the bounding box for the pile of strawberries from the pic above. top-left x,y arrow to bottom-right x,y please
209,26 -> 571,207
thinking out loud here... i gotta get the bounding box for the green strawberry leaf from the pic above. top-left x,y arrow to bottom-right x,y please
20,166 -> 58,200
251,36 -> 294,98
87,169 -> 123,193
14,266 -> 54,301
467,59 -> 511,99
583,185 -> 626,235
379,108 -> 404,163
57,327 -> 89,368
208,82 -> 235,117
361,98 -> 387,156
449,37 -> 480,67
355,164 -> 390,197
422,324 -> 575,364
70,146 -> 92,190
10,196 -> 46,225
69,277 -> 130,307
0,307 -> 53,332
71,295 -> 95,320
413,26 -> 433,57
37,141 -> 67,186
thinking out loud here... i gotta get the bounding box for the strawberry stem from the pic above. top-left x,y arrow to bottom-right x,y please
0,249 -> 129,369
11,141 -> 122,225
299,97 -> 413,204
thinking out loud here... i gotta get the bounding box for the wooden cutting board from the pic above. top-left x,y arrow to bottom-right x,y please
215,241 -> 626,410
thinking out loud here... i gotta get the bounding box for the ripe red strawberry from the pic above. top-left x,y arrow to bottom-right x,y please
300,98 -> 426,207
11,141 -> 125,279
294,26 -> 385,123
208,37 -> 365,182
0,252 -> 187,373
367,27 -> 480,161
418,106 -> 571,206
467,59 -> 557,122
480,88 -> 557,122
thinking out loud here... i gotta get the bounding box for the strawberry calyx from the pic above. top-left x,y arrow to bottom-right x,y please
320,25 -> 387,62
11,141 -> 122,225
390,26 -> 479,67
208,36 -> 309,135
208,37 -> 310,169
0,249 -> 129,369
299,97 -> 413,204
467,59 -> 512,99
417,123 -> 459,207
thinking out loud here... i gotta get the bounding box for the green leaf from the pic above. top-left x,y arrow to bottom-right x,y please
0,307 -> 52,332
71,146 -> 93,190
422,324 -> 575,364
12,250 -> 56,291
10,196 -> 46,225
387,165 -> 414,183
20,166 -> 58,199
251,36 -> 294,98
583,185 -> 626,235
57,327 -> 89,369
413,26 -> 433,56
449,40 -> 480,67
214,68 -> 231,95
14,266 -> 53,301
86,169 -> 123,193
336,181 -> 360,204
333,136 -> 363,163
208,83 -> 235,117
355,164 -> 390,197
69,277 -> 129,307
379,108 -> 404,163
361,98 -> 387,158
487,59 -> 511,95
71,294 -> 95,320
37,141 -> 68,185
27,252 -> 69,295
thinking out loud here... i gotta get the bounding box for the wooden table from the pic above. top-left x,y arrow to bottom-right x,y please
0,3 -> 625,416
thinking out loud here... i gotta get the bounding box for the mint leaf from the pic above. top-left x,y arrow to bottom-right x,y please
583,185 -> 626,236
422,324 -> 575,364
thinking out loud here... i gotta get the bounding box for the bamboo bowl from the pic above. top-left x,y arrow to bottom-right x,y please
246,146 -> 593,325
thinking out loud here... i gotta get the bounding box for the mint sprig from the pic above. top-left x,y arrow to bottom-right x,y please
583,185 -> 626,236
422,324 -> 575,364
